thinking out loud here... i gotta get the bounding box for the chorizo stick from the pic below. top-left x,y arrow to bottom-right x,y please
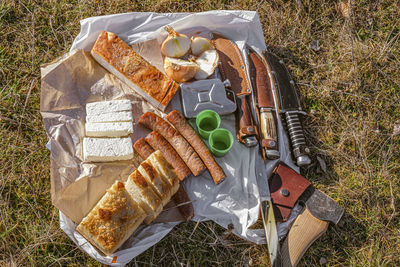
166,110 -> 226,184
133,138 -> 155,159
139,112 -> 206,176
172,185 -> 194,221
145,131 -> 191,181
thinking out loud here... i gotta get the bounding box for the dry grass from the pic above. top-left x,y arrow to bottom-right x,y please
1,0 -> 399,266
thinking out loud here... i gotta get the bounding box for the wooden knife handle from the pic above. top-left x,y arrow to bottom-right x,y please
237,96 -> 257,142
281,208 -> 329,267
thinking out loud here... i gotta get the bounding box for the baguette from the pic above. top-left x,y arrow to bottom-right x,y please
139,112 -> 206,176
76,181 -> 146,255
125,170 -> 163,224
91,31 -> 179,111
145,131 -> 191,181
166,110 -> 226,184
133,138 -> 155,159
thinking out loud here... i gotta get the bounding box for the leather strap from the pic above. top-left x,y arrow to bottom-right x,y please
270,163 -> 311,221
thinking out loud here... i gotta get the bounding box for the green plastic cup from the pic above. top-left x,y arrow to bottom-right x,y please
208,128 -> 233,157
195,110 -> 221,139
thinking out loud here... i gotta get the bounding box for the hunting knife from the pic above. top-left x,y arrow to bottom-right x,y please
247,48 -> 280,160
264,52 -> 311,167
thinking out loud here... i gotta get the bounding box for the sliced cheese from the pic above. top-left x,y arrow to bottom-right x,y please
86,110 -> 133,123
85,122 -> 133,137
125,170 -> 163,224
83,137 -> 133,162
86,99 -> 132,116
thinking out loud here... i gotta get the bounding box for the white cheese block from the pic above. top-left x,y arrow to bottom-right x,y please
86,100 -> 132,116
85,122 -> 133,137
83,137 -> 133,162
86,110 -> 133,123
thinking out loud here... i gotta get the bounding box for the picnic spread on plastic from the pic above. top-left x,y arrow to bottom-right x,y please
40,11 -> 344,267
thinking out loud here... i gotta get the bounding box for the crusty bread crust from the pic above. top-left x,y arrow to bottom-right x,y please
126,170 -> 163,224
148,151 -> 180,196
76,181 -> 146,255
138,160 -> 171,206
91,31 -> 179,111
166,110 -> 226,184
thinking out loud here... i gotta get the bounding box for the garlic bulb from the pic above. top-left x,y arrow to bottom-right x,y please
164,57 -> 199,83
161,26 -> 191,58
194,50 -> 219,80
190,36 -> 212,56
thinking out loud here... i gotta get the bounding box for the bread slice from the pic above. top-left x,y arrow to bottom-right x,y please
138,158 -> 171,206
91,31 -> 179,111
76,181 -> 146,255
148,150 -> 179,196
125,170 -> 163,224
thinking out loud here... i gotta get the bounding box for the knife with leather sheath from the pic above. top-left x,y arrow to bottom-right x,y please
247,48 -> 280,160
269,163 -> 344,266
263,53 -> 311,167
212,34 -> 258,147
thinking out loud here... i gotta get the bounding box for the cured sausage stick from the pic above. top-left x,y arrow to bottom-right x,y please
172,185 -> 194,221
166,110 -> 226,184
139,112 -> 206,176
133,138 -> 155,159
134,136 -> 193,221
145,131 -> 191,181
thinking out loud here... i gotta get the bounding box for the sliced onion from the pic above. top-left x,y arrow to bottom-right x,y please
161,26 -> 191,58
164,57 -> 199,83
194,50 -> 219,80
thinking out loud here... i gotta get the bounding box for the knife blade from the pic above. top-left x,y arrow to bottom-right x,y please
263,52 -> 311,167
247,48 -> 280,160
212,34 -> 258,147
255,153 -> 282,267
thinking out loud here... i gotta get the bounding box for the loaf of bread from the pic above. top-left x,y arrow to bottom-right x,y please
139,112 -> 206,176
135,141 -> 193,221
91,31 -> 179,111
76,181 -> 146,255
166,110 -> 226,184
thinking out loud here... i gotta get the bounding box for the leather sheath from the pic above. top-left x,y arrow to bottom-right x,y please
249,52 -> 274,108
269,163 -> 311,221
212,34 -> 257,142
212,34 -> 252,96
248,51 -> 278,152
